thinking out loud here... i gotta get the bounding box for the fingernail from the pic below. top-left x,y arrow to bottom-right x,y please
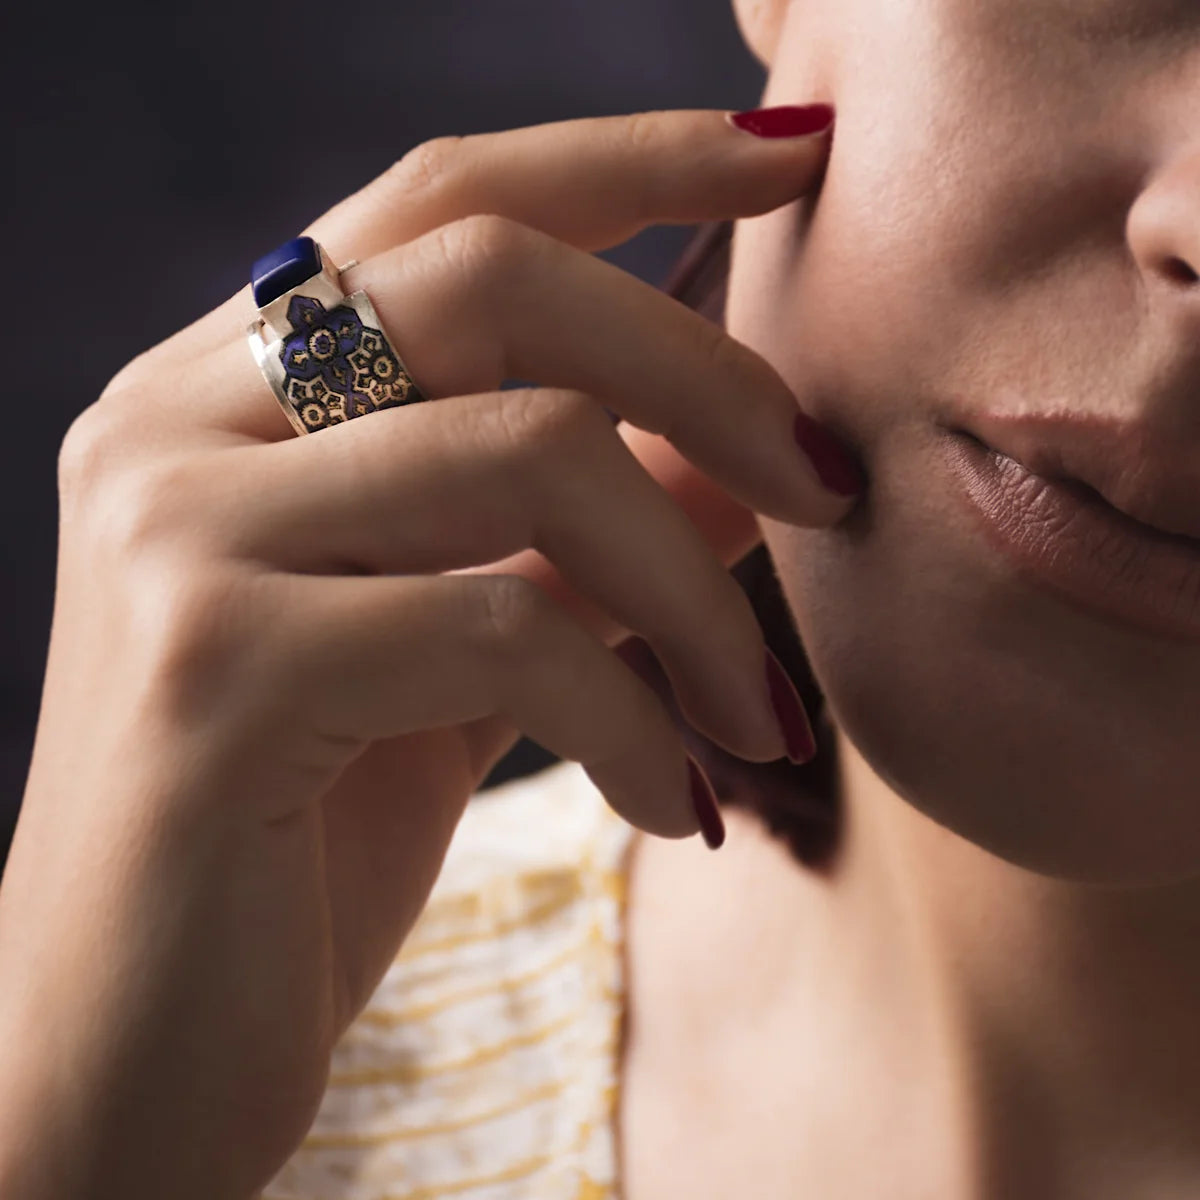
764,649 -> 817,765
726,104 -> 835,139
793,411 -> 866,497
687,756 -> 726,850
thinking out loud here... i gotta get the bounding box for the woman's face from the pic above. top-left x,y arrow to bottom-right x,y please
728,0 -> 1200,884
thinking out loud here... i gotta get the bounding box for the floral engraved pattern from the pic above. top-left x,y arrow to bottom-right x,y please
279,294 -> 419,430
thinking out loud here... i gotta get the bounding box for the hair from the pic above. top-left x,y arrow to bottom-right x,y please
642,219 -> 843,870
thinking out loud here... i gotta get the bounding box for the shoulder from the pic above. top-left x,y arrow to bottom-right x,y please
264,760 -> 635,1199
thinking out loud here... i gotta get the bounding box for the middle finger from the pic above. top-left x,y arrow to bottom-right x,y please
197,213 -> 861,524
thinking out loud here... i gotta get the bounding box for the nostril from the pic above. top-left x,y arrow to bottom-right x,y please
1162,256 -> 1200,286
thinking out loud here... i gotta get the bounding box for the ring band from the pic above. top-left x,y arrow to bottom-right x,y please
246,235 -> 428,435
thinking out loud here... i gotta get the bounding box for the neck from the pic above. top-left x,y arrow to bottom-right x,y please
623,723 -> 1200,1198
835,723 -> 1200,1197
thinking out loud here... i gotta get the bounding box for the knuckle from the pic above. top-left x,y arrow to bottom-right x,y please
701,321 -> 778,400
155,573 -> 239,664
71,451 -> 202,560
623,110 -> 663,154
471,573 -> 550,658
675,323 -> 761,431
387,135 -> 465,198
696,319 -> 749,379
59,376 -> 162,501
491,387 -> 609,462
111,461 -> 198,547
435,212 -> 538,287
57,401 -> 123,498
99,345 -> 160,399
608,113 -> 663,212
148,570 -> 266,724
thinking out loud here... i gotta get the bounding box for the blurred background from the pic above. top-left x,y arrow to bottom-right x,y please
1,0 -> 765,870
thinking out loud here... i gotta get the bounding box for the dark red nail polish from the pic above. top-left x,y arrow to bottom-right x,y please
765,650 -> 817,765
688,757 -> 726,850
727,104 -> 835,139
793,411 -> 866,497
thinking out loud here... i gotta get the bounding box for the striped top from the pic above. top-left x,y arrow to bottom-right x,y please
263,759 -> 637,1200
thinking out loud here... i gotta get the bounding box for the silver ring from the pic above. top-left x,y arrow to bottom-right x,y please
246,236 -> 428,435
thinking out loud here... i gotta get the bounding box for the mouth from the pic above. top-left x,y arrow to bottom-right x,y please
937,428 -> 1200,643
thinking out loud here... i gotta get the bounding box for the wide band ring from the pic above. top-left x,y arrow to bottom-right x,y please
246,235 -> 428,435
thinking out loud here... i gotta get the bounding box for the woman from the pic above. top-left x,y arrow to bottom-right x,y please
3,0 -> 1200,1194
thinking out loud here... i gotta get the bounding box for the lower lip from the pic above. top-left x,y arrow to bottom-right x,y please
938,430 -> 1200,643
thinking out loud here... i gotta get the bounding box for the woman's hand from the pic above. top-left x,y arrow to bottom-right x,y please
0,107 -> 852,1198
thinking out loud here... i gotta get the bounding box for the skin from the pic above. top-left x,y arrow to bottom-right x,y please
4,3 -> 1199,1197
618,0 -> 1200,1196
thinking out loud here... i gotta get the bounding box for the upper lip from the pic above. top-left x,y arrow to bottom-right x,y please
940,406 -> 1200,544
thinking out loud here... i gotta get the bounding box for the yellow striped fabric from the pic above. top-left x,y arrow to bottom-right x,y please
263,759 -> 636,1200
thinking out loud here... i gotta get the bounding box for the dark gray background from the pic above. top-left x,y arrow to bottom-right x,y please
2,1 -> 765,868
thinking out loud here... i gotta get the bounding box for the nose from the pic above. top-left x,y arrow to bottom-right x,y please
1117,144 -> 1200,536
1126,147 -> 1200,294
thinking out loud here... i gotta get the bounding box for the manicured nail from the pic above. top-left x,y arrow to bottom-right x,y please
764,649 -> 817,764
726,104 -> 835,139
687,756 -> 726,850
793,411 -> 866,497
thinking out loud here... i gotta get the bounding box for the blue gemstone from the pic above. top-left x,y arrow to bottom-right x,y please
251,235 -> 322,308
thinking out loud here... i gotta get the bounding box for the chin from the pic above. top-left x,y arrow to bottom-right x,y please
758,446 -> 1200,889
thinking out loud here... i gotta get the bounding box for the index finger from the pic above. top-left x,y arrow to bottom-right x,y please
309,105 -> 836,261
138,106 -> 834,372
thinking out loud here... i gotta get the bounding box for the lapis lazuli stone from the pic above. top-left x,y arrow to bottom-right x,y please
251,235 -> 322,308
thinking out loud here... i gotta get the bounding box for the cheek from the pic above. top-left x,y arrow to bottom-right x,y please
726,135 -> 976,458
725,0 -> 982,422
729,0 -> 1146,443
